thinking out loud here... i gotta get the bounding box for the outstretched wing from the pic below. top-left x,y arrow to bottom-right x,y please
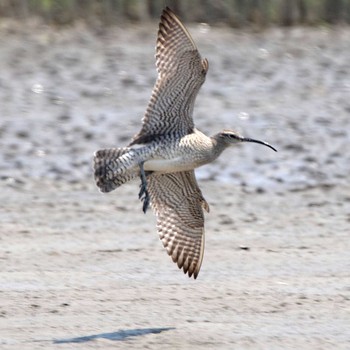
130,7 -> 209,145
148,171 -> 209,279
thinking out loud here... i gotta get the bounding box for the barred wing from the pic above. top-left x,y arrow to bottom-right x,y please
148,171 -> 209,278
130,7 -> 209,145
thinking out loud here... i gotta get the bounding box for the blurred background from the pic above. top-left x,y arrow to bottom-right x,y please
1,2 -> 349,347
1,0 -> 349,191
1,0 -> 350,25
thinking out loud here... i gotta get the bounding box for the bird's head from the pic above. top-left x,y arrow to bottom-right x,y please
215,130 -> 277,152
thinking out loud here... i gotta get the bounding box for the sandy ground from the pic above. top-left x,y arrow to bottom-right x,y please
0,19 -> 350,349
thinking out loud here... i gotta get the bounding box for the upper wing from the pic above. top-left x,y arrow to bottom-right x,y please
148,170 -> 209,279
130,7 -> 209,145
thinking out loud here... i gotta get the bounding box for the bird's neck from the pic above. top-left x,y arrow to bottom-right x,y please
210,133 -> 230,159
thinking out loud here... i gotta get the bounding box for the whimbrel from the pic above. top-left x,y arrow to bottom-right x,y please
94,7 -> 276,279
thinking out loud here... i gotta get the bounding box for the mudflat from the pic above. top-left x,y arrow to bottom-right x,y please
0,20 -> 349,349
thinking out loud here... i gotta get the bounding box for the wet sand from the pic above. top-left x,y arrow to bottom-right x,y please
0,20 -> 349,349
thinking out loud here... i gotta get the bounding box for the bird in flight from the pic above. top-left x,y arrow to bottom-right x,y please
94,7 -> 276,279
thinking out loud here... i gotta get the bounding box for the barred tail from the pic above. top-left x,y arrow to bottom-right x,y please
93,148 -> 139,193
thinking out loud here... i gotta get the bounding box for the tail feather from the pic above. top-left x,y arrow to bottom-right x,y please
93,147 -> 139,192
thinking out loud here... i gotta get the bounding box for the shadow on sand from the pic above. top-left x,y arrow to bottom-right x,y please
53,327 -> 175,344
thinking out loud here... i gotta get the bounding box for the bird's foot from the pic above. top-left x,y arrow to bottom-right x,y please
138,162 -> 151,214
139,183 -> 150,214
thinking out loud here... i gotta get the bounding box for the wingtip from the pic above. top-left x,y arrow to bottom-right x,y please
183,264 -> 200,279
160,6 -> 184,30
163,6 -> 174,16
161,6 -> 174,21
187,270 -> 199,280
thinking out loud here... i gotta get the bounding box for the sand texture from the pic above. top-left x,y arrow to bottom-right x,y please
0,21 -> 349,349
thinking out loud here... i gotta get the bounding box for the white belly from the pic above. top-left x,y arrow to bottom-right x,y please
144,157 -> 197,173
141,129 -> 215,173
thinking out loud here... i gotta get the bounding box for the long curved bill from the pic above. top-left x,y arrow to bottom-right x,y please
241,137 -> 277,152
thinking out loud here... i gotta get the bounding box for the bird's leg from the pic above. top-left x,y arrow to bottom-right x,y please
138,162 -> 151,214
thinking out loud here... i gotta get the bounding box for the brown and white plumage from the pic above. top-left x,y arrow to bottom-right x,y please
93,7 -> 277,279
130,7 -> 208,145
148,171 -> 209,278
130,8 -> 210,277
